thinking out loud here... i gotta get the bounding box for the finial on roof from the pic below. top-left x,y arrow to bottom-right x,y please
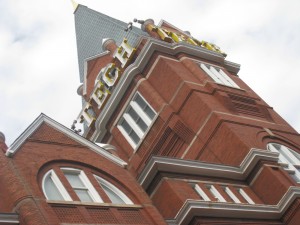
140,19 -> 155,31
102,38 -> 117,52
70,0 -> 79,12
77,84 -> 83,96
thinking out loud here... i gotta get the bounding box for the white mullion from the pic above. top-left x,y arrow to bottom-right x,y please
280,146 -> 300,167
268,144 -> 291,166
224,187 -> 241,203
118,124 -> 137,149
219,69 -> 239,88
238,188 -> 255,204
123,114 -> 144,138
208,185 -> 226,202
130,101 -> 151,125
46,170 -> 72,201
72,186 -> 89,190
209,66 -> 229,85
95,176 -> 133,204
194,184 -> 210,201
292,169 -> 300,182
200,64 -> 221,83
62,168 -> 103,203
78,171 -> 103,203
50,171 -> 72,201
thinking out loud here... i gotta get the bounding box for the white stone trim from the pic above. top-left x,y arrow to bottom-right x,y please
169,186 -> 300,225
138,148 -> 279,189
0,213 -> 19,224
6,114 -> 127,167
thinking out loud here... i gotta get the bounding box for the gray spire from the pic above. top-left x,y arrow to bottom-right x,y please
74,5 -> 148,82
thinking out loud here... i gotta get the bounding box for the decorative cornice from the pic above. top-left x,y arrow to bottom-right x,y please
224,60 -> 241,74
91,38 -> 240,142
169,186 -> 300,225
6,114 -> 127,167
138,148 -> 279,189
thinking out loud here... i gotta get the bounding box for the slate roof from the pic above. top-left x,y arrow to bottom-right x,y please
74,5 -> 148,82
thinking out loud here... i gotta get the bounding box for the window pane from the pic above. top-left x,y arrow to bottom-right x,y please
137,119 -> 147,132
128,107 -> 139,121
121,120 -> 132,133
75,189 -> 93,202
64,173 -> 85,188
102,184 -> 126,204
44,176 -> 64,201
121,119 -> 140,144
128,107 -> 148,131
130,130 -> 140,144
145,106 -> 155,119
272,143 -> 282,151
119,93 -> 156,148
95,176 -> 133,204
135,94 -> 146,109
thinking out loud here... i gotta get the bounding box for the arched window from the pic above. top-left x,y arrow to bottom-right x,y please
95,176 -> 133,204
267,143 -> 300,182
42,168 -> 133,204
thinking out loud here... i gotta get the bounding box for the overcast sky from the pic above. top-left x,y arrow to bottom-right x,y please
1,0 -> 300,145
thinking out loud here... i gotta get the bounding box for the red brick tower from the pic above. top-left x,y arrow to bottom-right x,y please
73,3 -> 300,225
1,2 -> 300,225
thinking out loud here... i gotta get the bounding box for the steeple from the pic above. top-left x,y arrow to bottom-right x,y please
73,4 -> 148,82
70,0 -> 79,12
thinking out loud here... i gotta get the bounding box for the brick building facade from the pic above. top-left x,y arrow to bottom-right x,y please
1,2 -> 300,225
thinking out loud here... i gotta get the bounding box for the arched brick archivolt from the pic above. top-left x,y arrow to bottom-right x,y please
38,160 -> 139,204
37,161 -> 157,224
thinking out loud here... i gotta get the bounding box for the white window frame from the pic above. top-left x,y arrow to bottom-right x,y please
94,176 -> 133,204
207,185 -> 226,202
200,63 -> 239,88
267,143 -> 300,183
61,168 -> 103,203
238,188 -> 255,205
118,92 -> 156,149
194,184 -> 210,201
42,169 -> 72,201
223,186 -> 241,203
